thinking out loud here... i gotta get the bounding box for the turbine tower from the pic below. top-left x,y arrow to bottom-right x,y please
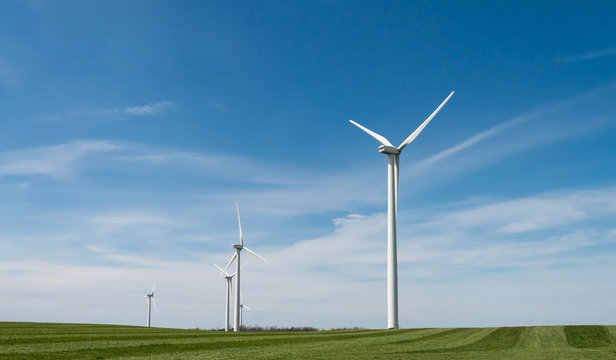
224,202 -> 268,332
349,91 -> 454,329
214,262 -> 247,332
144,282 -> 158,327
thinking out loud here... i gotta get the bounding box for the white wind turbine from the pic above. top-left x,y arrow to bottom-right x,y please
239,291 -> 250,329
213,262 -> 247,332
144,281 -> 158,328
224,202 -> 268,332
349,91 -> 454,329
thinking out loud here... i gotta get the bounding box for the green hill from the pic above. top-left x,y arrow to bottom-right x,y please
0,322 -> 614,359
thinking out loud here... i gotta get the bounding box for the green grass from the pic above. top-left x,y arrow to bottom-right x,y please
0,322 -> 614,359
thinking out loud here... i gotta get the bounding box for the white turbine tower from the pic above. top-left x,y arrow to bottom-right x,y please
349,91 -> 454,329
144,282 -> 158,328
224,202 -> 268,332
213,262 -> 247,332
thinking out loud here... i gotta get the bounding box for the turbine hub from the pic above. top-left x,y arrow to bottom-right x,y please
232,244 -> 243,249
378,145 -> 400,155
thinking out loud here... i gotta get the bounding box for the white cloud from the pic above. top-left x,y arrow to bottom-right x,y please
420,83 -> 615,168
124,101 -> 173,116
0,141 -> 119,178
89,212 -> 182,228
557,48 -> 616,63
418,114 -> 530,167
48,101 -> 174,122
430,188 -> 616,234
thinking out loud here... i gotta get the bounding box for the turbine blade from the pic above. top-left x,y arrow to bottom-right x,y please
243,305 -> 251,310
152,280 -> 155,293
349,120 -> 393,147
152,298 -> 159,314
397,91 -> 454,151
243,247 -> 269,263
231,259 -> 248,278
223,252 -> 237,273
213,263 -> 230,277
235,202 -> 244,246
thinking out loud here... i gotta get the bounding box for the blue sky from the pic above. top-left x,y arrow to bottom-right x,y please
0,0 -> 615,329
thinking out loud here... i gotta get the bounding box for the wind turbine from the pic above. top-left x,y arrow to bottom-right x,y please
224,202 -> 268,332
213,262 -> 247,332
349,91 -> 454,329
239,291 -> 250,329
144,281 -> 158,328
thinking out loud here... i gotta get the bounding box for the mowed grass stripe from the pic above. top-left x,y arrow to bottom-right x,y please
389,326 -> 527,355
0,332 -> 221,345
0,323 -> 188,336
517,326 -> 568,349
564,326 -> 611,348
0,328 -> 425,358
454,326 -> 527,351
387,328 -> 474,345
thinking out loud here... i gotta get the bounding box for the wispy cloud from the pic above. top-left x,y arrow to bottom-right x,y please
47,101 -> 174,122
557,47 -> 616,63
405,82 -> 616,189
87,246 -> 158,267
418,114 -> 529,166
419,188 -> 616,236
124,101 -> 173,116
89,212 -> 183,229
207,99 -> 227,112
0,141 -> 119,178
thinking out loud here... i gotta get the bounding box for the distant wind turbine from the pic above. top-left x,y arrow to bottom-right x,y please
239,291 -> 250,329
144,281 -> 158,328
349,91 -> 454,329
214,262 -> 247,332
224,202 -> 268,332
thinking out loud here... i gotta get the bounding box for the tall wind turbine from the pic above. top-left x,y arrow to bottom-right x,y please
144,282 -> 158,328
349,91 -> 454,329
224,202 -> 268,332
214,262 -> 247,332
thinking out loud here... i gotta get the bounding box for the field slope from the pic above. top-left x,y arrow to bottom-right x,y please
1,322 -> 615,359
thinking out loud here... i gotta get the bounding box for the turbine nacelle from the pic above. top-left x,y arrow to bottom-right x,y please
378,145 -> 400,155
232,244 -> 243,249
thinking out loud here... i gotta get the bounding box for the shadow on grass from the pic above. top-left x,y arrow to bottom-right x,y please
564,326 -> 611,348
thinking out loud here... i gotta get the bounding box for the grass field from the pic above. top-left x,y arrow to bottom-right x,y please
1,322 -> 615,359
